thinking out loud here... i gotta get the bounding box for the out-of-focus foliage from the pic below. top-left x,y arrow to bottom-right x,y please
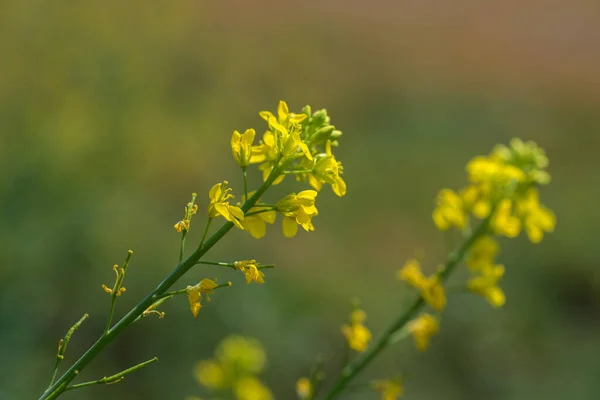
2,1 -> 600,399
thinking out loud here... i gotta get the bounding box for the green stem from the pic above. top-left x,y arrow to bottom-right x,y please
45,314 -> 89,393
243,167 -> 249,200
244,206 -> 277,217
64,357 -> 158,391
199,218 -> 212,250
323,217 -> 491,399
283,169 -> 313,175
157,282 -> 231,299
40,164 -> 284,400
179,231 -> 187,264
195,260 -> 275,270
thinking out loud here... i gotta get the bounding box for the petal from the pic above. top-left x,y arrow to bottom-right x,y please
282,217 -> 298,238
278,100 -> 289,121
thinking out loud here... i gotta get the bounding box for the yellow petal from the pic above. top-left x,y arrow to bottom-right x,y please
282,217 -> 298,238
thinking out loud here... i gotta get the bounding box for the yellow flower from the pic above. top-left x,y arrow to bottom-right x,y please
259,100 -> 307,130
208,181 -> 245,229
467,264 -> 506,308
372,379 -> 404,400
296,377 -> 312,399
341,308 -> 372,352
231,128 -> 256,168
516,188 -> 556,243
234,377 -> 273,400
492,138 -> 551,185
466,236 -> 499,272
460,185 -> 491,219
277,190 -> 319,237
490,199 -> 521,238
397,259 -> 446,311
309,140 -> 346,197
234,260 -> 265,284
282,131 -> 312,161
467,156 -> 525,186
240,205 -> 277,239
432,189 -> 467,231
194,360 -> 225,389
186,279 -> 219,318
407,313 -> 439,351
174,193 -> 199,232
217,335 -> 266,375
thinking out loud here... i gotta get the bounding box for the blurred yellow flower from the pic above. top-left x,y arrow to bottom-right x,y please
466,236 -> 499,272
490,199 -> 521,238
341,308 -> 372,352
234,260 -> 265,284
296,377 -> 312,399
407,313 -> 439,351
194,360 -> 225,389
397,259 -> 446,311
467,264 -> 506,308
186,279 -> 219,318
372,379 -> 404,400
234,377 -> 273,400
231,128 -> 256,168
516,188 -> 556,243
432,189 -> 467,231
208,181 -> 244,229
217,336 -> 266,375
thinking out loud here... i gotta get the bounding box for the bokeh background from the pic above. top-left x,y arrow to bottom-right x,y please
2,1 -> 600,399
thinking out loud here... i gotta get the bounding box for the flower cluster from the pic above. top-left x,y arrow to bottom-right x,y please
433,138 -> 555,243
193,336 -> 272,400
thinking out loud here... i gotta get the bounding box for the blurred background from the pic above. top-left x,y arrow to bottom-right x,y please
2,1 -> 600,399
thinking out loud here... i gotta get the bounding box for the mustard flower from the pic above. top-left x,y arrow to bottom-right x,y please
516,188 -> 556,243
282,131 -> 312,161
492,138 -> 551,185
296,377 -> 312,399
407,313 -> 439,351
174,193 -> 199,233
460,185 -> 491,219
490,199 -> 521,238
217,335 -> 266,375
466,236 -> 499,272
259,100 -> 307,132
186,279 -> 219,318
467,264 -> 506,308
240,205 -> 276,239
309,140 -> 346,197
397,259 -> 446,311
234,260 -> 265,284
234,377 -> 273,400
466,156 -> 525,186
341,308 -> 372,352
208,181 -> 244,229
231,128 -> 257,168
372,379 -> 404,400
276,190 -> 318,238
432,189 -> 467,231
194,360 -> 226,389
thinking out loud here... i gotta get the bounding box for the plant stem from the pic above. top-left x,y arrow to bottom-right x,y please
195,260 -> 275,270
64,357 -> 158,391
40,165 -> 284,400
45,314 -> 89,393
243,167 -> 249,200
179,231 -> 187,264
244,206 -> 277,217
322,217 -> 491,399
199,218 -> 212,250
